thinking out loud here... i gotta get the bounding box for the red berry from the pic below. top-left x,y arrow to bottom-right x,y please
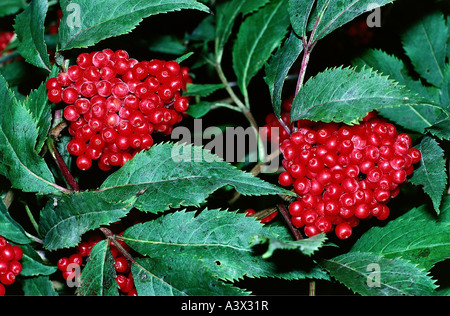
0,271 -> 15,286
335,223 -> 352,239
9,261 -> 22,276
0,283 -> 5,296
0,244 -> 15,261
114,257 -> 130,273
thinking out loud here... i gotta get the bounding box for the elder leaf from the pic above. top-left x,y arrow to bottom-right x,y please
99,142 -> 294,214
0,72 -> 59,195
13,0 -> 51,71
351,196 -> 450,271
58,0 -> 210,50
409,136 -> 448,214
320,252 -> 438,296
290,66 -> 444,129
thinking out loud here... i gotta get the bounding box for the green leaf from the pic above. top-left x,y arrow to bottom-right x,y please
20,244 -> 57,277
409,136 -> 447,213
250,232 -> 329,259
0,199 -> 32,244
0,73 -> 60,195
132,256 -> 249,296
232,0 -> 290,103
305,0 -> 395,42
100,142 -> 294,214
320,252 -> 438,296
402,11 -> 448,88
148,34 -> 187,55
39,191 -> 136,250
350,197 -> 450,271
77,240 -> 118,296
57,0 -> 210,51
290,66 -> 444,129
264,31 -> 303,118
352,49 -> 441,104
122,209 -> 328,281
13,0 -> 51,71
185,83 -> 225,97
23,65 -> 60,152
22,276 -> 58,296
288,0 -> 316,38
0,0 -> 27,18
426,117 -> 450,140
185,101 -> 215,118
214,0 -> 270,60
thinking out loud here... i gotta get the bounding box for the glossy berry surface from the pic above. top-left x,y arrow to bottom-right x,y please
46,49 -> 192,171
278,113 -> 421,239
0,236 -> 23,295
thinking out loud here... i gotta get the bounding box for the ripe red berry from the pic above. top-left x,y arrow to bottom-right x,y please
335,223 -> 352,239
0,271 -> 16,286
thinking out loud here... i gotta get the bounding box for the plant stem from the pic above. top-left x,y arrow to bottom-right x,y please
100,228 -> 137,264
46,138 -> 80,192
277,203 -> 302,240
24,204 -> 40,235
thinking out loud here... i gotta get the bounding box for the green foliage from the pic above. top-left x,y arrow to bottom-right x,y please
0,0 -> 448,298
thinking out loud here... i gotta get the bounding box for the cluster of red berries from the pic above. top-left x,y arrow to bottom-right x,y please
57,233 -> 137,296
46,49 -> 192,171
0,236 -> 23,296
278,113 -> 421,239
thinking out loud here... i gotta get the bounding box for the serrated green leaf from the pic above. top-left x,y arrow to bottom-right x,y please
351,197 -> 450,271
13,0 -> 51,71
22,276 -> 59,296
0,0 -> 27,18
99,142 -> 294,214
214,0 -> 270,60
288,0 -> 316,38
122,209 -> 328,281
0,73 -> 60,195
320,252 -> 438,296
58,0 -> 210,51
409,136 -> 447,213
39,191 -> 136,250
232,0 -> 290,103
305,0 -> 395,42
402,11 -> 448,88
426,117 -> 450,140
77,240 -> 118,296
132,256 -> 249,296
250,233 -> 329,259
352,49 -> 441,104
24,65 -> 60,152
290,66 -> 444,128
264,31 -> 303,118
